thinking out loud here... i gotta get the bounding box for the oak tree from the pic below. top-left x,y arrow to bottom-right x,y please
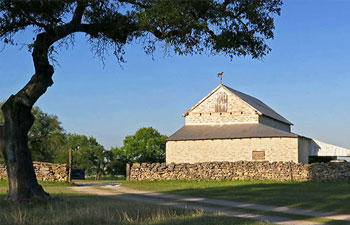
0,0 -> 282,202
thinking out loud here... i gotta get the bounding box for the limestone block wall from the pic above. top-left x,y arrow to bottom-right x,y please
166,137 -> 299,164
0,162 -> 68,181
130,161 -> 350,181
185,88 -> 259,124
186,112 -> 259,125
259,115 -> 291,132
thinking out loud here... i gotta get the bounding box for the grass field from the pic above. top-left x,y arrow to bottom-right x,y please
0,180 -> 271,225
120,180 -> 350,214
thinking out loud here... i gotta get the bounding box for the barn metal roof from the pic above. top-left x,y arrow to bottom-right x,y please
223,85 -> 293,125
166,123 -> 298,141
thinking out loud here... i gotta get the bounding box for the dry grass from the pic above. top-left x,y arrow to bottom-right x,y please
0,180 -> 271,225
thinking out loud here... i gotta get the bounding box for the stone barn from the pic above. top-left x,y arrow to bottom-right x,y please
166,84 -> 350,164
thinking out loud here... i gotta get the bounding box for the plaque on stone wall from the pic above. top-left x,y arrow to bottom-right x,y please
215,92 -> 228,112
252,151 -> 265,160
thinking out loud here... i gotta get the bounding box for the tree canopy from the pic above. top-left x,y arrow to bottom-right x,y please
55,133 -> 106,178
1,0 -> 282,60
108,127 -> 167,175
28,107 -> 66,162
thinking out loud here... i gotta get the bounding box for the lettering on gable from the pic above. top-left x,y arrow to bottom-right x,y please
215,92 -> 228,112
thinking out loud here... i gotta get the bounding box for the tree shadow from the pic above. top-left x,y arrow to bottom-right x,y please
162,181 -> 350,214
0,190 -> 348,225
152,214 -> 269,225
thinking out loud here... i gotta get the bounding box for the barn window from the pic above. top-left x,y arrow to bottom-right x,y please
252,151 -> 265,160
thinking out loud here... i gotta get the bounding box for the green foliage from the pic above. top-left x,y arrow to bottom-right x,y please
28,106 -> 66,162
1,103 -> 106,176
0,104 -> 66,163
108,127 -> 167,175
0,0 -> 282,61
122,127 -> 167,162
55,134 -> 106,177
1,103 -> 111,178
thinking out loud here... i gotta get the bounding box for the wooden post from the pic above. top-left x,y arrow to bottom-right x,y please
68,149 -> 72,182
289,161 -> 293,181
126,163 -> 130,181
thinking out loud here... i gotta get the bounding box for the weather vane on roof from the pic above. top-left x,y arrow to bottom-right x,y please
217,72 -> 224,84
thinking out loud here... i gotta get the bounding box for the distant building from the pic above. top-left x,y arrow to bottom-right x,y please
166,84 -> 350,164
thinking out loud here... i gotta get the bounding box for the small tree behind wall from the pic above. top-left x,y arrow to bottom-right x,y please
108,127 -> 167,175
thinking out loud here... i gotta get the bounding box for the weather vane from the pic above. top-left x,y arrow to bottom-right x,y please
217,72 -> 224,84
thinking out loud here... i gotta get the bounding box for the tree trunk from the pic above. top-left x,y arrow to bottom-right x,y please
1,99 -> 50,202
0,33 -> 55,202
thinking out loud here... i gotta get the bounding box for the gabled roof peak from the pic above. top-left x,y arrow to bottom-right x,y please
183,84 -> 293,125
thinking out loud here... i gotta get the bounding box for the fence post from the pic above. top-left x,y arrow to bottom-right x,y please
68,149 -> 72,182
126,163 -> 131,181
289,161 -> 293,181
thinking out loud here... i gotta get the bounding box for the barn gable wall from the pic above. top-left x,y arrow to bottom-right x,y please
185,86 -> 259,124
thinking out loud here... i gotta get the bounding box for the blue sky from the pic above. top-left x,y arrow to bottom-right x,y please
1,0 -> 350,149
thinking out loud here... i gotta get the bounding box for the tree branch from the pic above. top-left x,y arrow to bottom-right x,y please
117,0 -> 149,8
21,10 -> 49,30
70,1 -> 87,25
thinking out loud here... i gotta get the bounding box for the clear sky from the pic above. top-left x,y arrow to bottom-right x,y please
1,0 -> 350,149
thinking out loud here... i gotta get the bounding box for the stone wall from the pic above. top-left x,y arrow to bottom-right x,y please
0,162 -> 68,181
166,137 -> 299,164
130,161 -> 350,181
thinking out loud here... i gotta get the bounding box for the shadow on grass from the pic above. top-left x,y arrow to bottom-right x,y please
0,191 -> 348,225
159,180 -> 350,214
152,214 -> 270,225
0,193 -> 271,225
